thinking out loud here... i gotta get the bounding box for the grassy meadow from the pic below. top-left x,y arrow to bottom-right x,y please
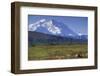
28,43 -> 88,60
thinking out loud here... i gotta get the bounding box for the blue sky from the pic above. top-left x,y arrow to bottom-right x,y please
28,15 -> 88,35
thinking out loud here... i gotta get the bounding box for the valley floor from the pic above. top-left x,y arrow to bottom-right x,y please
28,43 -> 88,60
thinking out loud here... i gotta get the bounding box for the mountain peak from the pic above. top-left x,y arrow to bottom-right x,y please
29,19 -> 61,35
28,19 -> 77,37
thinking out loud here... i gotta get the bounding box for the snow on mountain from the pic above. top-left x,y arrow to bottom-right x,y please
28,19 -> 78,37
29,19 -> 61,35
29,19 -> 45,31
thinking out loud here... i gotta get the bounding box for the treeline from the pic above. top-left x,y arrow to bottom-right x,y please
28,37 -> 87,47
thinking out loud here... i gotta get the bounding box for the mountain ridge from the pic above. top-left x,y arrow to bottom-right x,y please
28,19 -> 78,37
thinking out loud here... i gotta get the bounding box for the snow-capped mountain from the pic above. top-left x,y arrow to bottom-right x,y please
28,19 -> 77,37
29,19 -> 61,35
28,19 -> 88,46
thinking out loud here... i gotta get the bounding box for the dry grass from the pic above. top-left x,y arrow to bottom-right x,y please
28,44 -> 88,60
